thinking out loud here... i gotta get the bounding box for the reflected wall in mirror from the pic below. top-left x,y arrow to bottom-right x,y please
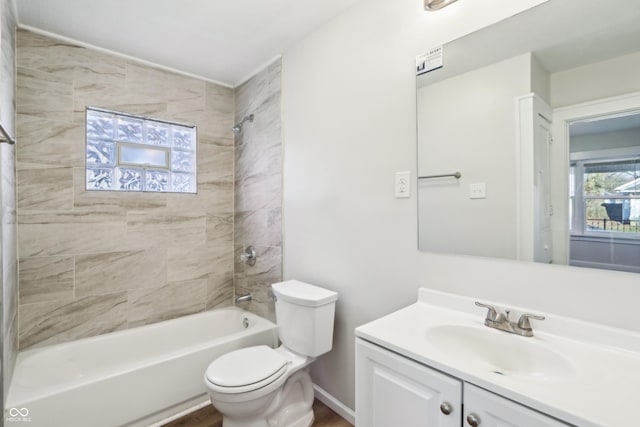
416,0 -> 640,273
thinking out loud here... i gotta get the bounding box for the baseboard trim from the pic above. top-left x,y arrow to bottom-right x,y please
313,383 -> 355,425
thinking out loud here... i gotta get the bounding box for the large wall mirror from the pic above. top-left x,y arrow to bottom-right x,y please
417,0 -> 640,273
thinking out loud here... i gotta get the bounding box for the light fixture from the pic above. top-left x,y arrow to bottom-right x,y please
424,0 -> 458,11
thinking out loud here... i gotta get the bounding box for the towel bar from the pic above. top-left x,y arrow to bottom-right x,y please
418,172 -> 461,180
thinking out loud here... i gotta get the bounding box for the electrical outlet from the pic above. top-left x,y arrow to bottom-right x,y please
469,182 -> 486,199
395,171 -> 411,198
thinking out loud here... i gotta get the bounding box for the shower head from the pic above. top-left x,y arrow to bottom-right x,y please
231,114 -> 254,134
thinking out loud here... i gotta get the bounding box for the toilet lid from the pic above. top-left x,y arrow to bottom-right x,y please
205,345 -> 287,389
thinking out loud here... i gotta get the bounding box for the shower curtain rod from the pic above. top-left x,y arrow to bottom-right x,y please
0,120 -> 15,145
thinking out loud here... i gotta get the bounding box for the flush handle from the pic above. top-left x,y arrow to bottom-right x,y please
440,402 -> 453,415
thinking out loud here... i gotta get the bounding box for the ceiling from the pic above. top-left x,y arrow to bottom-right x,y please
16,0 -> 363,87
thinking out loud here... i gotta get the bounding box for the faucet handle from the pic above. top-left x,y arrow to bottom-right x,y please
517,313 -> 546,331
475,301 -> 498,322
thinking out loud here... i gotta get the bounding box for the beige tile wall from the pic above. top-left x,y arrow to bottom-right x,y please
233,60 -> 282,321
2,0 -> 18,404
16,29 -> 236,349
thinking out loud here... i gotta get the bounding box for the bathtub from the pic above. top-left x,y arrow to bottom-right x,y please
6,307 -> 278,427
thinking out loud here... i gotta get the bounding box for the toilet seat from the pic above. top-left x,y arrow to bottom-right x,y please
205,345 -> 288,394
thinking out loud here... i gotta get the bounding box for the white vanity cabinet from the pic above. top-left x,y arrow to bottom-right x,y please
356,338 -> 570,427
463,383 -> 569,427
356,338 -> 461,427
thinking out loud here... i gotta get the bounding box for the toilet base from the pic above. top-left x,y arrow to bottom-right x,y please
213,369 -> 315,427
263,370 -> 314,427
222,418 -> 272,427
282,410 -> 313,427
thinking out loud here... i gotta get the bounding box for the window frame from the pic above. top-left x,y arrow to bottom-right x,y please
116,142 -> 171,170
570,147 -> 640,241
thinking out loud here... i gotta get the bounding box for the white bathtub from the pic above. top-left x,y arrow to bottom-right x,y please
6,307 -> 278,427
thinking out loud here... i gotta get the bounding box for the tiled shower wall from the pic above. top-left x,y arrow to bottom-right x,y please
16,29 -> 236,349
1,0 -> 17,410
233,60 -> 282,321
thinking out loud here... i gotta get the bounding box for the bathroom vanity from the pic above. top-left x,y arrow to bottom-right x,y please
355,289 -> 640,426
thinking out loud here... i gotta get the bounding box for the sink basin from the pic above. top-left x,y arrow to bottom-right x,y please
425,325 -> 576,380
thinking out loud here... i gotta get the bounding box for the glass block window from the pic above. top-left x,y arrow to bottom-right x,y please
85,107 -> 197,193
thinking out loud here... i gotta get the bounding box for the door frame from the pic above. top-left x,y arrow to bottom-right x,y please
516,93 -> 552,262
551,91 -> 640,265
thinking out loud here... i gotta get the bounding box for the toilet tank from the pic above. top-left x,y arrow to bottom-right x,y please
271,280 -> 338,357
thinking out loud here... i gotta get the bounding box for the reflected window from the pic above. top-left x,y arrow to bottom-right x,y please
85,107 -> 196,193
571,158 -> 640,235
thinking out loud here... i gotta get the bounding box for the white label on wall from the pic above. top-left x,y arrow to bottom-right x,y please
416,46 -> 443,75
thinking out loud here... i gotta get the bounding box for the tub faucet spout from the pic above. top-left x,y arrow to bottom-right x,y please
235,293 -> 252,304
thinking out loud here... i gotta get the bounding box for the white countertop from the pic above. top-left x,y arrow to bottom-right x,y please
355,288 -> 640,427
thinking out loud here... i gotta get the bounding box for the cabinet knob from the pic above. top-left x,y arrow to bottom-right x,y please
439,402 -> 453,415
467,413 -> 481,426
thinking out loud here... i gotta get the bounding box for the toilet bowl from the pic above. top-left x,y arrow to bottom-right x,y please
204,280 -> 338,427
205,346 -> 315,427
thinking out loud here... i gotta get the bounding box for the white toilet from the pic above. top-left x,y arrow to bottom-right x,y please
204,280 -> 338,427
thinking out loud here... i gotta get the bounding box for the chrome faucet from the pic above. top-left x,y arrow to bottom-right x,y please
235,293 -> 252,304
475,302 -> 545,337
239,246 -> 257,266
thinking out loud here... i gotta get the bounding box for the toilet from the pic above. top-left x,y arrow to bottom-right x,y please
204,280 -> 338,427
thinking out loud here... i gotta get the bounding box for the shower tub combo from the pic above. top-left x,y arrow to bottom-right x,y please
6,307 -> 278,427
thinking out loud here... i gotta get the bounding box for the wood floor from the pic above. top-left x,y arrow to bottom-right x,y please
162,399 -> 353,427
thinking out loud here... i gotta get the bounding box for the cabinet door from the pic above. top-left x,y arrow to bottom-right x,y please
356,339 -> 462,427
463,383 -> 569,427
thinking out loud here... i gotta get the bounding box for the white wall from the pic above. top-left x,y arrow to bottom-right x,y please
531,54 -> 550,102
281,0 -> 639,411
551,51 -> 640,107
417,53 -> 531,259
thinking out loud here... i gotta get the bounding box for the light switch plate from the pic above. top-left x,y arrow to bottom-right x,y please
469,182 -> 486,199
395,171 -> 411,198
